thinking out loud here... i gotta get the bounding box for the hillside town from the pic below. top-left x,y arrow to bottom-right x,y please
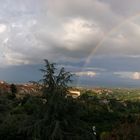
0,80 -> 82,98
0,80 -> 114,99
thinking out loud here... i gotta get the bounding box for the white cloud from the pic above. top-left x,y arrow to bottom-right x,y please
114,71 -> 140,80
61,18 -> 104,50
3,38 -> 9,44
132,72 -> 140,80
0,24 -> 7,33
75,71 -> 97,77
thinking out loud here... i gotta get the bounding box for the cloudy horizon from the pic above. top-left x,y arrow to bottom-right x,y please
1,0 -> 140,87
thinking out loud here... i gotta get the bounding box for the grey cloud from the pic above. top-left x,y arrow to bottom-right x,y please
101,0 -> 140,17
0,0 -> 128,66
45,0 -> 122,30
0,0 -> 140,79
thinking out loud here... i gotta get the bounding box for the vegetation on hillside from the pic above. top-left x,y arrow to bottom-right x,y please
0,60 -> 140,140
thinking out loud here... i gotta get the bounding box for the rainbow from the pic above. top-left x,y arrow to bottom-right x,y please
76,13 -> 140,87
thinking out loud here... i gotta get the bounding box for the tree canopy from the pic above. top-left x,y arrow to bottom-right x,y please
40,59 -> 73,95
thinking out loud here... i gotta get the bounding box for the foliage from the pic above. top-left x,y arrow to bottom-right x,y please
0,93 -> 96,140
40,59 -> 73,95
9,83 -> 17,99
1,60 -> 140,139
10,84 -> 17,94
38,59 -> 95,139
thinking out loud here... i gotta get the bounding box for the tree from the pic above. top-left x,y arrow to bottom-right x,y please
10,84 -> 17,98
40,59 -> 73,95
10,84 -> 17,94
0,60 -> 96,140
39,59 -> 96,140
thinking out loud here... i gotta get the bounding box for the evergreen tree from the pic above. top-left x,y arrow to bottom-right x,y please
40,59 -> 73,96
10,84 -> 17,94
39,59 -> 95,140
10,84 -> 17,98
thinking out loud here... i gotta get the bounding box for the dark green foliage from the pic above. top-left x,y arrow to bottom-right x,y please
36,60 -> 96,139
0,60 -> 96,140
10,84 -> 17,94
10,83 -> 17,98
1,60 -> 140,139
40,59 -> 73,96
1,88 -> 140,139
41,91 -> 95,140
0,94 -> 96,140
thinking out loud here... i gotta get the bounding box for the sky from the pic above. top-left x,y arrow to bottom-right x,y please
1,0 -> 140,87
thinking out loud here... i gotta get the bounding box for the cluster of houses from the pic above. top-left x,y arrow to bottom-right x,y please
0,81 -> 115,99
0,81 -> 39,95
0,81 -> 81,98
0,81 -> 11,94
92,88 -> 113,95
